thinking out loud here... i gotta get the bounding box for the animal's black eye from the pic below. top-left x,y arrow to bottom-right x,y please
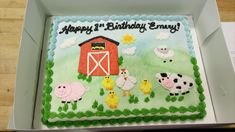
58,86 -> 61,88
164,48 -> 166,50
167,77 -> 169,79
161,48 -> 163,50
109,92 -> 111,94
108,77 -> 110,78
63,86 -> 66,88
162,78 -> 164,80
158,79 -> 161,83
121,72 -> 123,74
124,72 -> 126,74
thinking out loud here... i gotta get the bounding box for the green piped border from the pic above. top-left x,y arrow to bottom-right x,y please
43,113 -> 205,128
41,57 -> 206,127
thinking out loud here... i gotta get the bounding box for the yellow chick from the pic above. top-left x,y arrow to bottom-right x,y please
105,91 -> 119,109
102,76 -> 114,90
140,80 -> 152,95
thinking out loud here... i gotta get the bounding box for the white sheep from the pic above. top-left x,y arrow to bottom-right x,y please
154,45 -> 174,63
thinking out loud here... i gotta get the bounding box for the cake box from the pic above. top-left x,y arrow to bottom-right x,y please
8,0 -> 235,130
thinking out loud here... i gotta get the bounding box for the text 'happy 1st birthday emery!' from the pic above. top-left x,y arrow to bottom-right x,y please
59,21 -> 181,35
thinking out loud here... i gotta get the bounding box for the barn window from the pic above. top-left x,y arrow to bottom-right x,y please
91,42 -> 105,50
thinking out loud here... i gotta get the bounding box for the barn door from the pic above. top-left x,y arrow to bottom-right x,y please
87,51 -> 110,76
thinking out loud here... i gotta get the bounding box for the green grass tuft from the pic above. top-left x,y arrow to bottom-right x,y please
99,88 -> 105,96
171,97 -> 177,102
63,103 -> 68,112
97,104 -> 104,111
118,56 -> 124,66
92,100 -> 98,109
165,95 -> 171,102
58,106 -> 62,112
144,97 -> 150,103
150,91 -> 155,98
178,96 -> 184,102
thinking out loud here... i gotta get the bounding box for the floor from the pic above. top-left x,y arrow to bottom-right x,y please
0,0 -> 234,130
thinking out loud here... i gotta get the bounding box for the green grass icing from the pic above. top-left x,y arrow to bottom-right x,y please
42,50 -> 206,128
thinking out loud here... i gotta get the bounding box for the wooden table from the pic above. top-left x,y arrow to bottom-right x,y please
0,0 -> 234,130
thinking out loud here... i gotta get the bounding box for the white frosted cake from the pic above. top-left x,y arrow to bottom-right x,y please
41,15 -> 209,128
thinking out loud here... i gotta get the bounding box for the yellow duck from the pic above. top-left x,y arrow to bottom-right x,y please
105,91 -> 119,109
140,80 -> 152,95
102,76 -> 115,90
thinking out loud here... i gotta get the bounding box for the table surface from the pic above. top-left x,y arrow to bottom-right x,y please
0,0 -> 234,130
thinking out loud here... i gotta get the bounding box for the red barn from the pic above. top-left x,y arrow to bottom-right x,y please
78,36 -> 119,76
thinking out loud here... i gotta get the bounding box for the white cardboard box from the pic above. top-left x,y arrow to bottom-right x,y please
9,0 -> 235,130
221,22 -> 235,73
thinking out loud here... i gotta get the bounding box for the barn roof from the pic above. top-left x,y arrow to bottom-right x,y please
78,36 -> 119,47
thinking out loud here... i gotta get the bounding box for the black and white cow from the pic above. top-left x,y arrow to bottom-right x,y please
156,72 -> 194,96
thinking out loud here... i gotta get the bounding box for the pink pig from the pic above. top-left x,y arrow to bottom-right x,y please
54,82 -> 89,103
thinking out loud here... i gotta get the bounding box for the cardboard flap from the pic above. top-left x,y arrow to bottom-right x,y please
40,0 -> 205,19
195,0 -> 221,45
201,28 -> 235,123
23,0 -> 46,46
7,111 -> 15,129
222,22 -> 235,73
14,30 -> 41,129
